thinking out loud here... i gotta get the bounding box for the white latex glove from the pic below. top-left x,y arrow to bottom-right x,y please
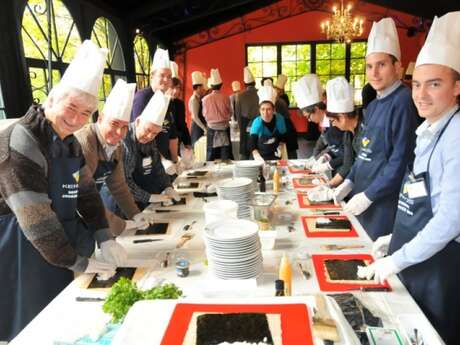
316,154 -> 331,164
124,219 -> 148,231
372,234 -> 393,259
84,258 -> 116,274
149,194 -> 171,203
344,192 -> 372,215
253,151 -> 265,163
357,256 -> 401,285
161,159 -> 177,175
164,186 -> 181,202
333,179 -> 354,202
307,185 -> 334,202
304,157 -> 316,169
100,240 -> 128,266
133,211 -> 155,224
311,162 -> 332,173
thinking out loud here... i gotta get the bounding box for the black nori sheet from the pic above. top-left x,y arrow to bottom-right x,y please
316,219 -> 351,229
187,171 -> 208,177
161,197 -> 186,207
329,293 -> 382,345
196,313 -> 274,345
135,223 -> 168,235
87,268 -> 136,289
324,259 -> 367,281
178,182 -> 199,189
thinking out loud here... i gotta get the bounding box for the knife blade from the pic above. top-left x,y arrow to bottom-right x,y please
132,239 -> 163,244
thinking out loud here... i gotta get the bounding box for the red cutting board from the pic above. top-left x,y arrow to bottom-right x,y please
161,303 -> 313,345
292,176 -> 327,189
312,254 -> 391,292
297,193 -> 341,209
301,215 -> 358,238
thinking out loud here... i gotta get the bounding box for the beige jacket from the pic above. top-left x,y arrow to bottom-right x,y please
75,123 -> 140,235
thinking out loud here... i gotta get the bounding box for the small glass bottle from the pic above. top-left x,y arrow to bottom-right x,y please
279,253 -> 292,296
275,279 -> 285,296
257,166 -> 266,192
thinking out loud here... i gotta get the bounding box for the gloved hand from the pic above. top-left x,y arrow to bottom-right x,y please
100,240 -> 128,266
161,159 -> 177,175
253,151 -> 265,163
164,186 -> 181,202
333,179 -> 354,203
84,258 -> 116,274
304,157 -> 316,169
124,219 -> 149,231
149,194 -> 171,203
316,154 -> 331,164
372,234 -> 393,259
344,192 -> 372,215
357,256 -> 401,284
307,185 -> 334,202
311,162 -> 332,173
133,211 -> 155,224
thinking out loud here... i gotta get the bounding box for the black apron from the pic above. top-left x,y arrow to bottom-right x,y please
0,135 -> 93,341
389,113 -> 460,344
257,121 -> 282,161
191,100 -> 207,146
94,159 -> 117,191
239,116 -> 251,158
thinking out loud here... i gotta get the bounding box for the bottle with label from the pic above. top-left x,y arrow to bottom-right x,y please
257,166 -> 266,192
279,253 -> 292,296
275,279 -> 285,296
273,167 -> 280,193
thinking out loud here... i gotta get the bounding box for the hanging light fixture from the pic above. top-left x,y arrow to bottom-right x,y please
321,0 -> 364,43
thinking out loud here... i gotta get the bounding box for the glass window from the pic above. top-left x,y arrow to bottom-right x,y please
281,44 -> 311,106
21,0 -> 81,104
91,17 -> 127,108
350,41 -> 367,104
247,45 -> 277,88
316,43 -> 346,87
133,34 -> 151,90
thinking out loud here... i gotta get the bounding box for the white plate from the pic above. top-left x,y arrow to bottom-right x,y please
204,219 -> 259,241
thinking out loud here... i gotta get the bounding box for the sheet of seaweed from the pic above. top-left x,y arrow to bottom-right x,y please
187,171 -> 208,177
161,197 -> 186,207
316,219 -> 351,229
196,313 -> 274,345
329,293 -> 382,345
135,223 -> 168,235
178,182 -> 200,189
87,267 -> 136,289
324,259 -> 367,281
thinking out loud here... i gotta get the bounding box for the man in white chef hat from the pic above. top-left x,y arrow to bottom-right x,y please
75,79 -> 154,235
234,66 -> 259,159
120,89 -> 181,210
202,68 -> 233,161
0,40 -> 128,341
131,48 -> 179,176
292,74 -> 345,171
359,12 -> 460,344
333,17 -> 418,241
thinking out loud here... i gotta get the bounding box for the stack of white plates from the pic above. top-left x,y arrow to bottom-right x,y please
204,219 -> 263,279
233,161 -> 263,188
216,177 -> 254,218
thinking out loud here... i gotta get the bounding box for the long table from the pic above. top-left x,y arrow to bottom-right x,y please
10,161 -> 445,345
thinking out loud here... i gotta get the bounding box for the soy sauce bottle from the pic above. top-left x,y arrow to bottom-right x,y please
257,166 -> 266,192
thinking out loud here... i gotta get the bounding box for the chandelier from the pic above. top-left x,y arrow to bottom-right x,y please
321,0 -> 364,43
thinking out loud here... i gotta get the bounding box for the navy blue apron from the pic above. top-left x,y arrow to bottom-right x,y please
132,144 -> 170,210
239,116 -> 251,159
0,135 -> 93,341
257,121 -> 281,161
389,113 -> 460,344
350,109 -> 397,240
155,110 -> 175,161
191,100 -> 207,147
94,159 -> 117,191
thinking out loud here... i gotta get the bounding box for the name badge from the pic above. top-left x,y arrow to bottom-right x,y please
142,157 -> 152,168
407,180 -> 427,199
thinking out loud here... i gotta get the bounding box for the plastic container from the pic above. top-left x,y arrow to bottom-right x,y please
279,253 -> 292,296
203,200 -> 238,225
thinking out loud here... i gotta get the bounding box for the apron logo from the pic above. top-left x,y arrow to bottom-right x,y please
72,171 -> 80,183
403,183 -> 409,195
362,137 -> 370,147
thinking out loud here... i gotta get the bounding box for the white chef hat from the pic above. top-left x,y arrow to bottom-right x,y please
210,68 -> 223,85
366,17 -> 401,61
415,11 -> 460,74
191,71 -> 204,86
231,81 -> 241,92
257,85 -> 277,105
170,61 -> 179,78
275,74 -> 288,89
292,74 -> 323,109
243,66 -> 255,84
139,90 -> 170,126
326,77 -> 354,113
262,78 -> 273,87
152,48 -> 171,71
102,79 -> 136,122
59,40 -> 108,97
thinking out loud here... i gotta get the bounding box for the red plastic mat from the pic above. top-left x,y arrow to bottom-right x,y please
301,215 -> 358,238
297,193 -> 341,209
312,254 -> 391,292
161,302 -> 314,345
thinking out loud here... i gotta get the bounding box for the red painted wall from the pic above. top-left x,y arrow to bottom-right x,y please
179,1 -> 426,132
